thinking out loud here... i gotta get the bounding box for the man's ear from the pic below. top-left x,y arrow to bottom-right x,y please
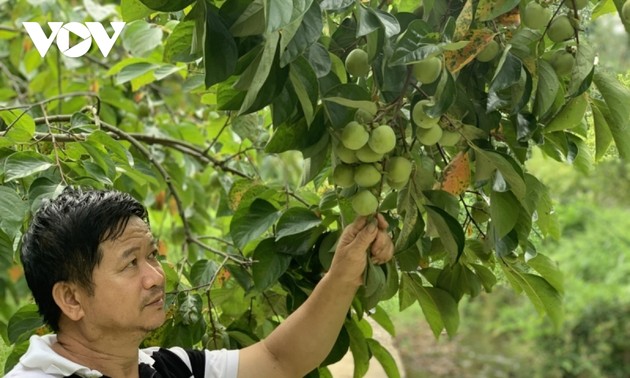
52,282 -> 85,321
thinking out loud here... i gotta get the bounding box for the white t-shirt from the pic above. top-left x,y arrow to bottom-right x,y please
5,335 -> 239,377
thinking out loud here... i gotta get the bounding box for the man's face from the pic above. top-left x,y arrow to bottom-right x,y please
78,216 -> 165,336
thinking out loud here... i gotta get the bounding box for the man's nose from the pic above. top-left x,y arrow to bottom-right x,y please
142,260 -> 165,289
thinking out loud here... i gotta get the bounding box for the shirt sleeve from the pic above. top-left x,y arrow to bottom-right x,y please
161,346 -> 239,378
203,349 -> 239,378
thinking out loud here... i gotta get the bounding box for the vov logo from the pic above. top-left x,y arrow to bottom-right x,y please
23,22 -> 126,58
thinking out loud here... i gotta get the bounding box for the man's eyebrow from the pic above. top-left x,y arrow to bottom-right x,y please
120,246 -> 140,261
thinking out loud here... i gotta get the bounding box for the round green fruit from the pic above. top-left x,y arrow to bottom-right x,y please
439,130 -> 461,146
368,125 -> 396,154
354,164 -> 382,187
352,190 -> 378,216
341,121 -> 369,150
417,124 -> 443,146
412,56 -> 442,84
386,156 -> 412,183
345,49 -> 370,77
334,143 -> 358,164
623,0 -> 630,22
332,164 -> 355,188
523,2 -> 552,30
387,178 -> 408,190
547,15 -> 575,43
550,50 -> 575,77
356,145 -> 383,163
412,100 -> 440,129
471,200 -> 490,223
476,40 -> 500,62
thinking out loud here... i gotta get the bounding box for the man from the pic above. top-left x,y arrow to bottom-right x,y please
6,188 -> 394,377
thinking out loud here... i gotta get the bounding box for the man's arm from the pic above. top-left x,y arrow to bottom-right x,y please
237,215 -> 394,378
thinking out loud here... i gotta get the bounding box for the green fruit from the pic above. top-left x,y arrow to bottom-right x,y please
476,40 -> 500,62
417,124 -> 443,145
356,145 -> 384,163
547,15 -> 575,43
368,125 -> 396,154
471,200 -> 490,223
523,2 -> 552,30
352,190 -> 378,216
345,49 -> 370,77
386,178 -> 408,190
138,104 -> 150,118
439,130 -> 461,146
334,143 -> 358,164
332,164 -> 355,188
412,56 -> 442,84
386,156 -> 412,182
623,0 -> 630,22
341,121 -> 369,150
550,50 -> 575,77
412,100 -> 440,129
354,164 -> 382,187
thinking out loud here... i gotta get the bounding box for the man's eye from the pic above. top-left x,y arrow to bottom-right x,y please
148,250 -> 159,260
127,258 -> 137,268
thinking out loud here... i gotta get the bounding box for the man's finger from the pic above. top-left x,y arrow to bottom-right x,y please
375,213 -> 389,230
347,220 -> 378,250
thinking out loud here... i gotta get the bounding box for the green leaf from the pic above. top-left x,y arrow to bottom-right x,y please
289,57 -> 319,125
279,0 -> 321,67
322,84 -> 372,128
189,260 -> 218,287
275,207 -> 321,240
469,263 -> 497,293
568,44 -> 595,97
252,238 -> 292,291
139,0 -> 194,12
544,93 -> 588,133
593,70 -> 630,159
370,305 -> 396,336
489,51 -> 522,93
345,318 -> 370,378
476,0 -> 520,21
238,31 -> 280,114
533,60 -> 560,119
0,187 -> 27,239
121,20 -> 163,57
471,147 -> 526,200
592,100 -> 614,160
4,151 -> 53,182
113,62 -> 158,85
229,0 -> 265,37
322,97 -> 378,117
264,117 -> 309,153
230,198 -> 282,249
0,110 -> 35,143
121,0 -> 153,21
405,274 -> 459,337
8,304 -> 43,345
355,3 -> 382,38
265,0 -> 310,32
526,253 -> 563,294
390,20 -> 441,66
164,21 -> 200,63
503,267 -> 563,329
367,338 -> 402,378
424,205 -> 464,263
490,190 -> 519,239
204,4 -> 238,88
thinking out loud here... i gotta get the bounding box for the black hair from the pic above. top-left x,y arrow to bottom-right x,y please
20,187 -> 148,332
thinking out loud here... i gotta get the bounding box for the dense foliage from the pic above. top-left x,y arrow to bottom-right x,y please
1,0 -> 630,376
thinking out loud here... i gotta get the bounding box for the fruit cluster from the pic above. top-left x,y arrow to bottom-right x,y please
331,118 -> 413,216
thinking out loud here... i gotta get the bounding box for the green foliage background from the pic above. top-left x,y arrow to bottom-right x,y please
1,0 -> 630,376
